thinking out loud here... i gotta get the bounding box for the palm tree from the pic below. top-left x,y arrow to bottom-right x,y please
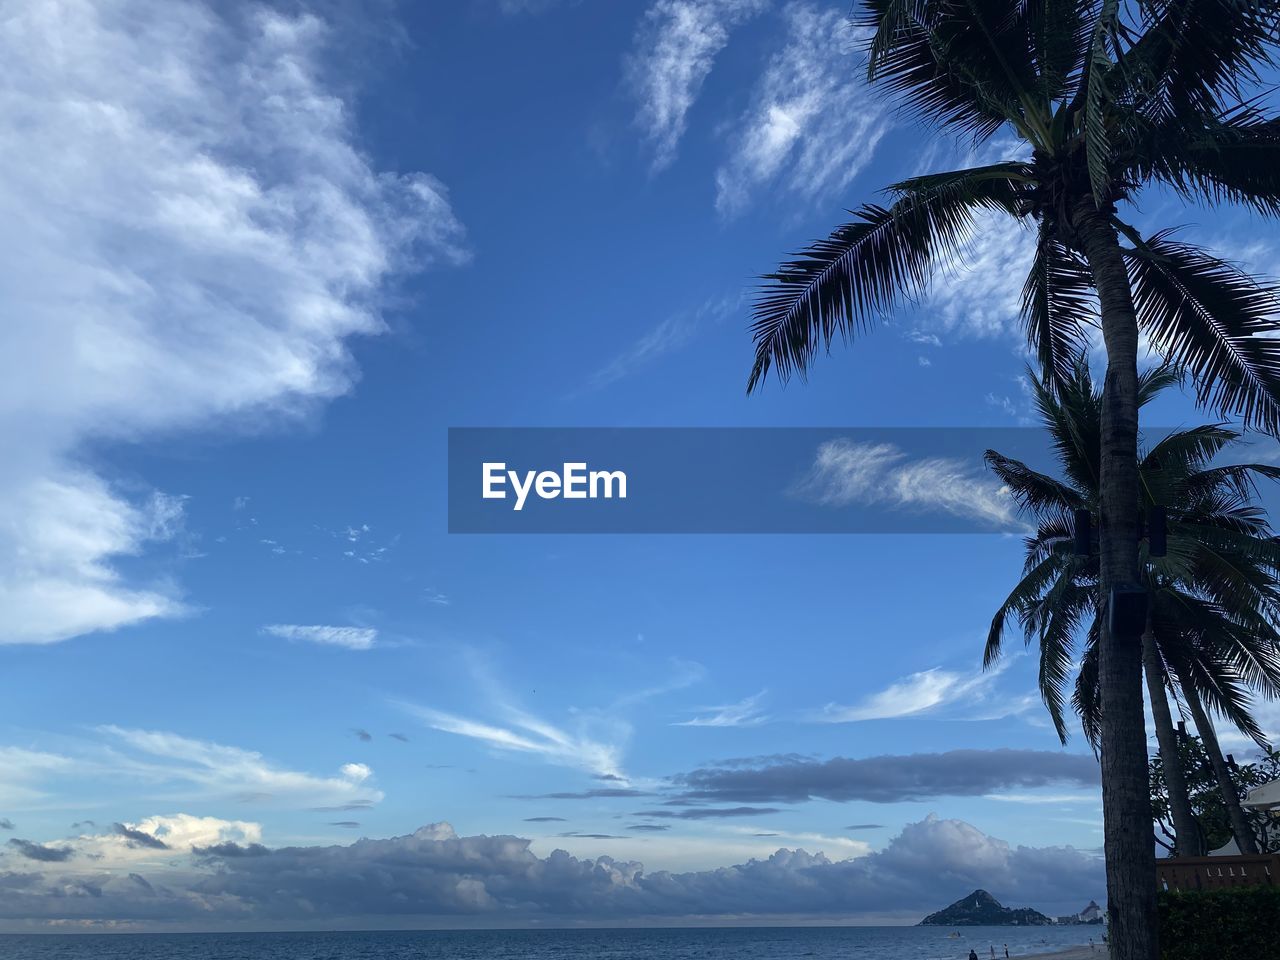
745,4 -> 1280,954
985,360 -> 1280,858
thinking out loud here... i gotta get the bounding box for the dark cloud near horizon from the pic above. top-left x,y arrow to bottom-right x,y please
128,873 -> 153,892
522,817 -> 568,823
556,832 -> 627,840
845,824 -> 886,831
513,788 -> 653,800
6,839 -> 72,862
632,806 -> 780,820
192,842 -> 271,859
352,729 -> 372,742
672,750 -> 1100,804
627,824 -> 670,832
329,822 -> 360,828
389,733 -> 409,742
113,824 -> 168,850
0,819 -> 13,831
0,817 -> 1104,926
311,802 -> 375,812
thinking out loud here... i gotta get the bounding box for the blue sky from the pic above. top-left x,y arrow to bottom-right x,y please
1,0 -> 1278,930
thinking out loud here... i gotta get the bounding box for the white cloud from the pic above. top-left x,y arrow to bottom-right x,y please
0,0 -> 464,645
118,813 -> 261,851
0,747 -> 74,806
813,664 -> 1012,723
628,0 -> 769,170
340,763 -> 372,783
715,4 -> 890,217
795,439 -> 1025,530
0,816 -> 1104,926
583,297 -> 735,392
401,702 -> 626,781
926,212 -> 1038,339
97,727 -> 383,809
262,624 -> 378,650
675,691 -> 770,727
984,792 -> 1101,805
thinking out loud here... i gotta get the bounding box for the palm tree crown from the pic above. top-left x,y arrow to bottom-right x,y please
987,360 -> 1280,733
748,0 -> 1280,428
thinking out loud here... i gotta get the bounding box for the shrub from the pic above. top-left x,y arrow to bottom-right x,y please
1158,886 -> 1280,960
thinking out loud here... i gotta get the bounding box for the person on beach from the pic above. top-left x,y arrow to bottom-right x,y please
1004,946 -> 1009,958
969,950 -> 979,960
1089,939 -> 1095,952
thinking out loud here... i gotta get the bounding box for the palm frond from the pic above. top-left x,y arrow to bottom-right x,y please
985,450 -> 1086,517
987,550 -> 1075,667
1023,225 -> 1097,385
1135,107 -> 1280,215
748,164 -> 1029,391
1119,0 -> 1280,119
1123,231 -> 1280,434
860,0 -> 1041,139
1073,617 -> 1103,749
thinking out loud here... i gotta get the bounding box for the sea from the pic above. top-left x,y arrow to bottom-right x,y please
0,926 -> 1102,960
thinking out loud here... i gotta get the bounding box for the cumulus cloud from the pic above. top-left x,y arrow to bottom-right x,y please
670,750 -> 1100,805
628,0 -> 769,170
716,3 -> 890,216
262,625 -> 378,650
0,0 -> 464,645
0,817 -> 1104,926
794,439 -> 1025,530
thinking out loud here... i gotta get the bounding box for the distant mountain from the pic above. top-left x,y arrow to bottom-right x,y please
919,889 -> 1053,926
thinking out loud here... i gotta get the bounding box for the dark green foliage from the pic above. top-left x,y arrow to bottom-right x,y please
1158,887 -> 1280,960
986,360 -> 1280,744
1152,741 -> 1280,853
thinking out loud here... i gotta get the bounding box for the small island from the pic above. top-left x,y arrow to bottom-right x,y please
919,889 -> 1053,926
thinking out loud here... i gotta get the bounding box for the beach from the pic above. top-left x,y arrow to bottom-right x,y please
1028,947 -> 1109,960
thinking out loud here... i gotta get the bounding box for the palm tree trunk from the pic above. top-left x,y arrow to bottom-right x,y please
1077,202 -> 1158,960
1184,685 -> 1260,855
1143,630 -> 1203,856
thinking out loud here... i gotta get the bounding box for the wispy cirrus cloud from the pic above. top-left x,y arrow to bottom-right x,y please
627,0 -> 769,170
0,729 -> 382,815
811,666 -> 1004,723
97,727 -> 383,809
262,624 -> 378,650
794,439 -> 1025,531
675,691 -> 769,727
715,4 -> 890,217
583,298 -> 736,393
0,0 -> 464,646
400,702 -> 627,781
